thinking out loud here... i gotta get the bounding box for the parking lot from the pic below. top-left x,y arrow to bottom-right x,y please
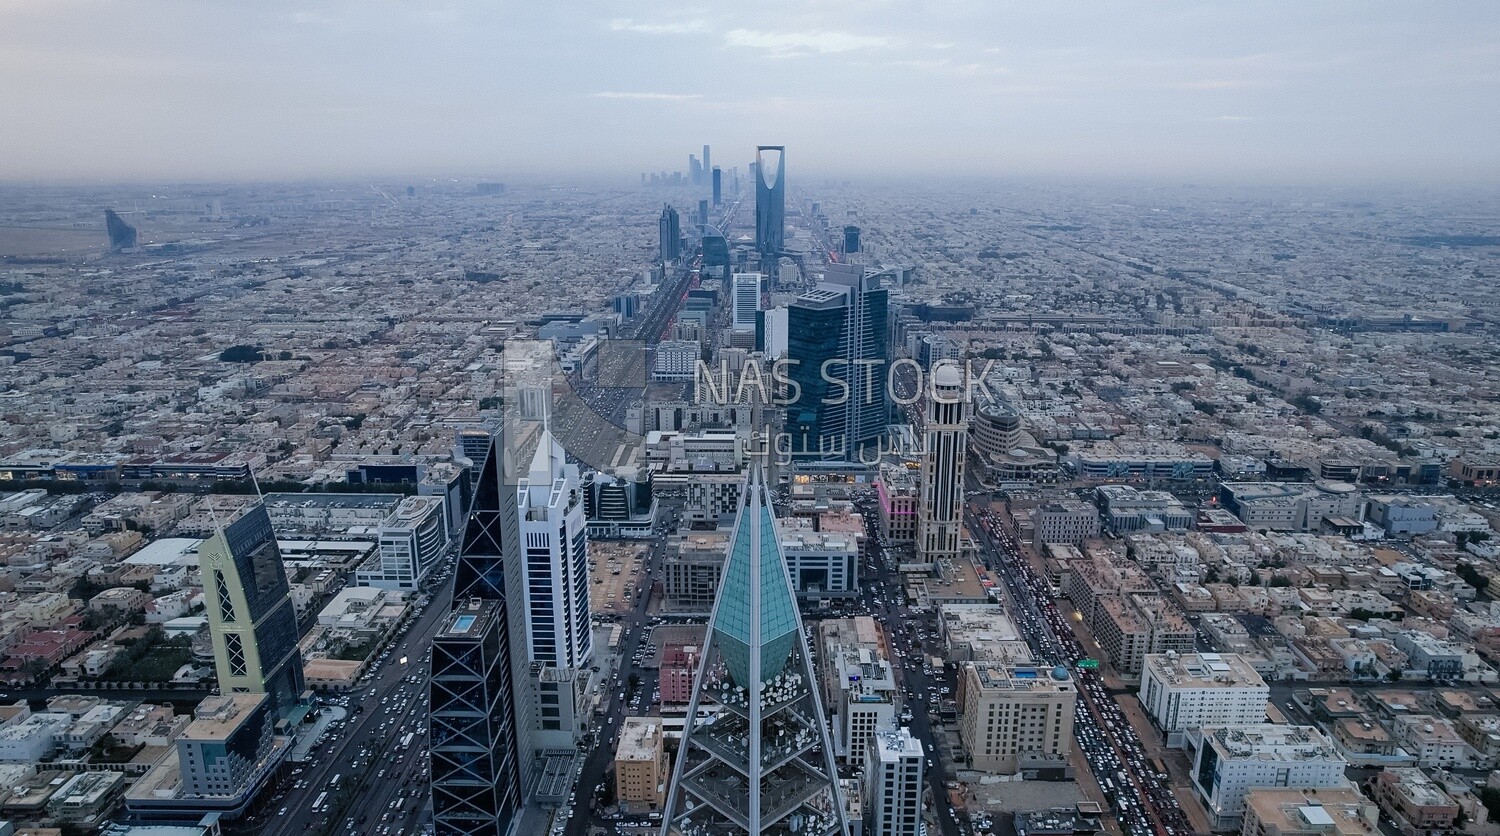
589,540 -> 648,616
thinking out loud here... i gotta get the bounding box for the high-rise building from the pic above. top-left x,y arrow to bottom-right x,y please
659,204 -> 681,264
698,199 -> 710,230
105,209 -> 137,251
843,226 -> 861,254
689,154 -> 702,185
702,145 -> 711,182
1240,787 -> 1378,836
712,167 -> 722,205
197,503 -> 304,716
702,232 -> 731,279
175,695 -> 282,799
456,427 -> 496,490
615,717 -> 670,811
732,272 -> 763,331
1138,652 -> 1268,748
818,617 -> 897,766
516,430 -> 593,749
970,402 -> 1025,462
785,263 -> 889,460
124,691 -> 291,822
439,433 -> 532,836
661,465 -> 848,836
755,146 -> 786,257
516,430 -> 592,670
918,364 -> 970,564
432,597 -> 524,836
864,728 -> 924,836
1190,725 -> 1348,831
582,467 -> 656,539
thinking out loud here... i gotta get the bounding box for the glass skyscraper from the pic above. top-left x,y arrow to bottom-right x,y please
437,434 -> 530,836
755,146 -> 785,257
784,263 -> 889,460
197,503 -> 304,717
659,204 -> 681,264
432,597 -> 523,836
661,465 -> 848,836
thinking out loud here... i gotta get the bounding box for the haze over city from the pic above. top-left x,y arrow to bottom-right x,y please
3,1 -> 1498,182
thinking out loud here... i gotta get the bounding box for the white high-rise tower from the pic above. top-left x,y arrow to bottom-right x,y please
517,429 -> 592,669
732,271 -> 763,330
516,429 -> 595,750
918,363 -> 970,564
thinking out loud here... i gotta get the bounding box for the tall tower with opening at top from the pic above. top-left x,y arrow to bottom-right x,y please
755,146 -> 785,258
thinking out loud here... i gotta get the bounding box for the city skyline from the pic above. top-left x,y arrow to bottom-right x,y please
2,2 -> 1497,183
0,5 -> 1499,828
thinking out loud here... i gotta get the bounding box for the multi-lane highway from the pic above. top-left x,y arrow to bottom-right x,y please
847,493 -> 964,836
235,559 -> 457,836
967,505 -> 1192,836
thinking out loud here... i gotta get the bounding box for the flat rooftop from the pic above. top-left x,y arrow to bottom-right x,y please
440,598 -> 501,638
181,694 -> 267,741
616,717 -> 664,761
1144,651 -> 1267,688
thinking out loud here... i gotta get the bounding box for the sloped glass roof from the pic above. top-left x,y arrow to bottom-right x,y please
710,467 -> 801,686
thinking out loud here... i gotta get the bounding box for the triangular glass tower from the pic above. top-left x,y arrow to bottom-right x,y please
662,464 -> 849,836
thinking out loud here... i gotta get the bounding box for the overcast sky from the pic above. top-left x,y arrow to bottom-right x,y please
2,1 -> 1497,184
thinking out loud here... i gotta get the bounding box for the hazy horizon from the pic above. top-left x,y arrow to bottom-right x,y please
3,1 -> 1498,185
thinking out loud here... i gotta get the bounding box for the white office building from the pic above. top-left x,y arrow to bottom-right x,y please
517,430 -> 593,670
1139,652 -> 1269,748
865,727 -> 925,836
732,271 -> 763,329
779,516 -> 860,601
1190,725 -> 1349,831
829,651 -> 898,765
355,495 -> 448,591
652,340 -> 701,382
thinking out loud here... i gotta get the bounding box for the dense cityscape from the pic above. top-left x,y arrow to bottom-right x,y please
3,7 -> 1500,836
1,146 -> 1499,836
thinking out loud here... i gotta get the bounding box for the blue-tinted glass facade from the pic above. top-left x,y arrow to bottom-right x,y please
220,505 -> 304,712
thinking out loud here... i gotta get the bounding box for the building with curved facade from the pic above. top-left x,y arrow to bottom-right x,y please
971,401 -> 1025,461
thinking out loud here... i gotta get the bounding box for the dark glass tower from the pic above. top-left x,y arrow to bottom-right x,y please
437,435 -> 530,836
755,146 -> 785,257
197,503 -> 304,716
702,233 -> 731,279
712,166 -> 722,206
432,598 -> 522,836
105,209 -> 137,250
842,226 -> 860,254
784,264 -> 888,460
659,204 -> 682,264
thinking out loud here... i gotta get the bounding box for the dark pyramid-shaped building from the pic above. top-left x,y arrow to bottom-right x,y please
661,463 -> 848,836
105,209 -> 137,251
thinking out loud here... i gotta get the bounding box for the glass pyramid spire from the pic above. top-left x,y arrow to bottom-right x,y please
661,463 -> 849,836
